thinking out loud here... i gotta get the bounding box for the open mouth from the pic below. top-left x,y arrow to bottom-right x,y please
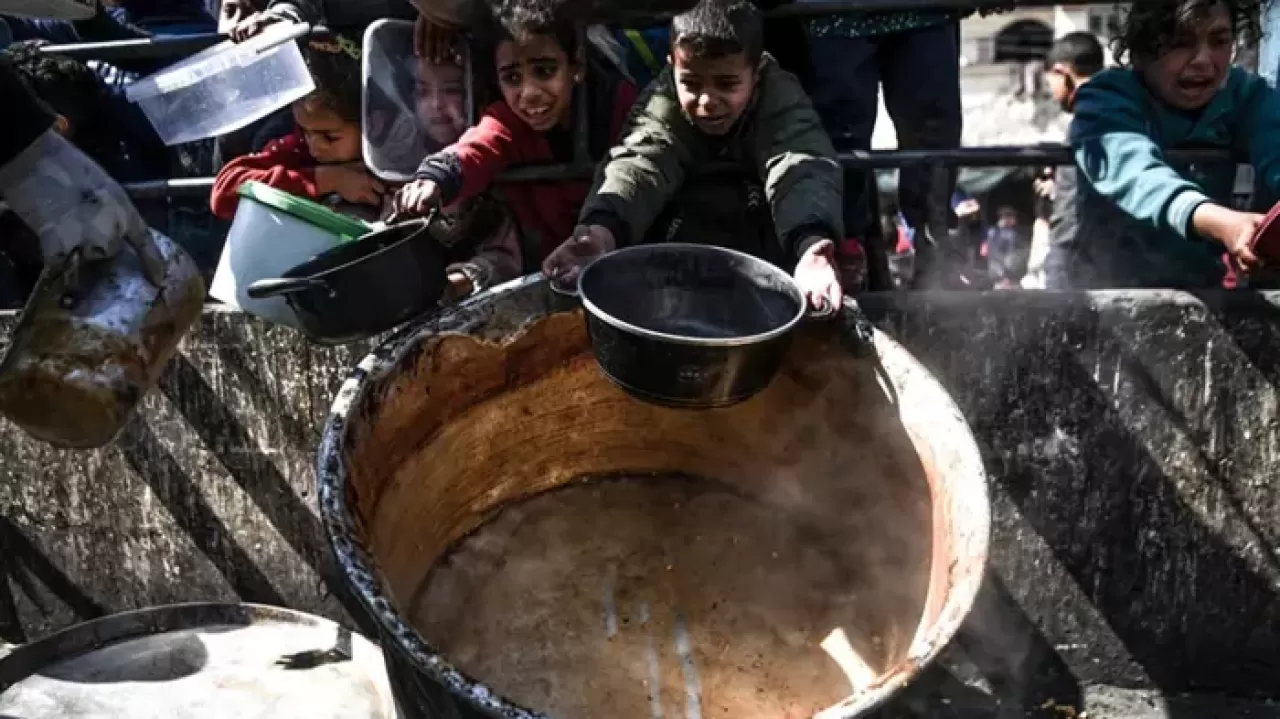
522,106 -> 554,122
1178,77 -> 1217,92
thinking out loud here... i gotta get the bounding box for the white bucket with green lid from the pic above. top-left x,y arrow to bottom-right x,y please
210,181 -> 372,328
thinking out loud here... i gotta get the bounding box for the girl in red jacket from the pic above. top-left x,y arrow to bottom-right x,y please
210,41 -> 386,220
391,0 -> 638,266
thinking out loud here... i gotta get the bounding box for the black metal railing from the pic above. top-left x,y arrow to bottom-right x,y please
119,145 -> 1229,198
40,0 -> 1220,204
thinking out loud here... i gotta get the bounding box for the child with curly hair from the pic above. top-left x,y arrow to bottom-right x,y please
1062,0 -> 1280,288
209,40 -> 385,220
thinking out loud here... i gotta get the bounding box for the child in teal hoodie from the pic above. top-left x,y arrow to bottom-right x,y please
1061,0 -> 1275,289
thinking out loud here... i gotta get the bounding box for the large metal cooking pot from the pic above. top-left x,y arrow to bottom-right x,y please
317,276 -> 989,719
552,243 -> 844,409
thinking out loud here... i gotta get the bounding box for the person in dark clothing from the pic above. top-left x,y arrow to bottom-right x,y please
4,0 -> 215,79
1039,31 -> 1104,290
542,0 -> 845,310
2,40 -> 175,294
3,40 -> 167,184
984,205 -> 1028,288
801,2 -> 966,289
0,53 -> 164,291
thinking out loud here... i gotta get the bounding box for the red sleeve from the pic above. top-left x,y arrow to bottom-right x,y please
209,131 -> 320,220
609,80 -> 639,143
447,102 -> 528,204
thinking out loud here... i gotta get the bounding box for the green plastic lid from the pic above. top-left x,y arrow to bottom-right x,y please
237,181 -> 372,241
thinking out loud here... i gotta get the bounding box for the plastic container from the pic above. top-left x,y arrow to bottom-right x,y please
125,22 -> 315,146
210,181 -> 371,328
361,18 -> 473,182
1252,200 -> 1280,263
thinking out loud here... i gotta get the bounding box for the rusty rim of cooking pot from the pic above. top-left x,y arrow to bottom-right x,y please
315,273 -> 992,719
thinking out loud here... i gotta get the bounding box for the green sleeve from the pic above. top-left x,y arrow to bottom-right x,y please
579,69 -> 695,246
750,60 -> 844,264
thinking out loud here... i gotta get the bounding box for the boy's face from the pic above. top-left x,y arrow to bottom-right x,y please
1045,64 -> 1074,108
671,45 -> 757,136
495,34 -> 576,133
293,97 -> 362,164
416,59 -> 467,146
1139,3 -> 1233,111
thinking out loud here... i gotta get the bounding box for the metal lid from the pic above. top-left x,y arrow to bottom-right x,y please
237,181 -> 372,240
0,603 -> 398,719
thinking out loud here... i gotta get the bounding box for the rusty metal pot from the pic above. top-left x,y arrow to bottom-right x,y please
0,230 -> 205,449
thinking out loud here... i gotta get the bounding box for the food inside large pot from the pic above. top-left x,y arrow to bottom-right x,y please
323,278 -> 990,719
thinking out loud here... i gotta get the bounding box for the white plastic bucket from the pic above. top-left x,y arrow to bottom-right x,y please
210,182 -> 370,328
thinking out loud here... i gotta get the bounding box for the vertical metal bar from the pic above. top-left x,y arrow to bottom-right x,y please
464,41 -> 476,125
573,25 -> 591,165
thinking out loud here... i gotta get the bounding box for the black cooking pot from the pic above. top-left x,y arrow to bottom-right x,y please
245,217 -> 446,345
552,243 -> 833,409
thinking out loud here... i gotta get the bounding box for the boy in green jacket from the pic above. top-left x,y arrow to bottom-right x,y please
1064,0 -> 1275,288
541,0 -> 846,311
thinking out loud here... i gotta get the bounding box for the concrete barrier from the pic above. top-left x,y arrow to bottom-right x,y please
2,292 -> 1280,714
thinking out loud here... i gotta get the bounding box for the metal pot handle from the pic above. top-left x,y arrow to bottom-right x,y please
246,276 -> 329,300
806,299 -> 838,320
840,299 -> 877,357
547,273 -> 580,299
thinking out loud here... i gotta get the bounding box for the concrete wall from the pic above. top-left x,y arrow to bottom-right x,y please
3,292 -> 1280,713
0,308 -> 376,640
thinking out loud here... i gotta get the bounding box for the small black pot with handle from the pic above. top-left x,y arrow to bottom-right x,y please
552,243 -> 836,409
246,217 -> 446,345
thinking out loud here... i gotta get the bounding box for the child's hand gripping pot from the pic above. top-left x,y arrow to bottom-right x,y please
391,178 -> 442,218
794,237 -> 844,314
541,224 -> 618,288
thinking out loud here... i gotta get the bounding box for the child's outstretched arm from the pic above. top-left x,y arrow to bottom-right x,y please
748,64 -> 844,265
445,214 -> 523,301
210,132 -> 320,219
396,105 -> 524,216
1073,73 -> 1261,268
211,132 -> 384,219
1071,77 -> 1210,235
577,73 -> 696,247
